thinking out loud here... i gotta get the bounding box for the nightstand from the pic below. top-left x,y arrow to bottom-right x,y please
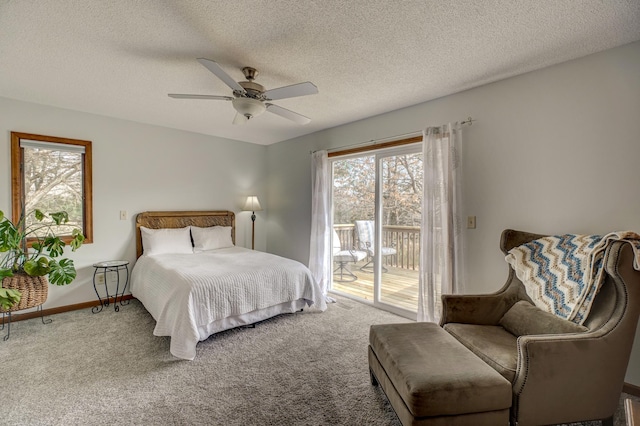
91,260 -> 129,313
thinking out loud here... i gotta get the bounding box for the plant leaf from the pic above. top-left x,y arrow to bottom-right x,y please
34,209 -> 45,221
70,230 -> 85,251
0,219 -> 19,252
49,211 -> 69,225
23,258 -> 50,276
48,258 -> 76,285
0,268 -> 14,280
0,288 -> 21,310
43,236 -> 66,258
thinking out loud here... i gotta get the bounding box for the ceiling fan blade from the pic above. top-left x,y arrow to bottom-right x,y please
197,58 -> 246,94
265,103 -> 311,125
168,94 -> 233,100
263,82 -> 318,101
233,112 -> 249,125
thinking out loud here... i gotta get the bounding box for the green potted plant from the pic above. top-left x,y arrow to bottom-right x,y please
0,209 -> 84,311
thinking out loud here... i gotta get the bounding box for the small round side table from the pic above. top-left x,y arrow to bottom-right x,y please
92,260 -> 129,313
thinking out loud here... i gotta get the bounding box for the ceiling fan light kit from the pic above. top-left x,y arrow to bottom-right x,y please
232,97 -> 266,120
169,58 -> 318,125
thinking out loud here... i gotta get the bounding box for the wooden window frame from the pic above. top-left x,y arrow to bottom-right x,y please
328,136 -> 422,158
11,132 -> 93,244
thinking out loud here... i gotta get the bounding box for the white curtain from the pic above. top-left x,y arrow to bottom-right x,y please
418,123 -> 465,322
309,150 -> 335,302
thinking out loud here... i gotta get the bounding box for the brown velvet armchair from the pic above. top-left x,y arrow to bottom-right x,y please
440,229 -> 640,426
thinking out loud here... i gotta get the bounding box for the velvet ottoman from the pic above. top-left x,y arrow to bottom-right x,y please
368,322 -> 512,426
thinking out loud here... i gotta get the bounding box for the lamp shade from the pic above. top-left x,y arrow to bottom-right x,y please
243,196 -> 263,212
232,97 -> 266,119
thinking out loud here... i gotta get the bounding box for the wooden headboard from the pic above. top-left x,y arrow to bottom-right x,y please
135,210 -> 235,258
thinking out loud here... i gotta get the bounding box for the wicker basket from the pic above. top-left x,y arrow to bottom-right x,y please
0,273 -> 48,313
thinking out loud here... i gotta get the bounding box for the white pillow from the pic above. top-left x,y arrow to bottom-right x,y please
140,226 -> 193,256
191,226 -> 234,252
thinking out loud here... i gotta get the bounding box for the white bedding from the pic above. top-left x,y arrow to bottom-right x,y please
131,246 -> 327,360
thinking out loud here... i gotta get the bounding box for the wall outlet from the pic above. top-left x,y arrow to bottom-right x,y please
107,271 -> 118,283
467,216 -> 476,229
95,274 -> 105,284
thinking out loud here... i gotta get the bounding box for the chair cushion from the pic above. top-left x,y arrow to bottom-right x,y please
355,221 -> 373,251
333,250 -> 366,262
380,247 -> 397,256
369,322 -> 512,417
443,323 -> 518,382
499,300 -> 588,337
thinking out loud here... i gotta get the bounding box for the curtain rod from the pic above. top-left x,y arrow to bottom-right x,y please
311,116 -> 475,154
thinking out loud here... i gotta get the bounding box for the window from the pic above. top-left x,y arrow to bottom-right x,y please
11,132 -> 93,243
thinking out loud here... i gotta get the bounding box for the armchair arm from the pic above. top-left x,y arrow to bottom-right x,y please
346,248 -> 364,262
440,293 -> 515,326
441,265 -> 531,326
512,332 -> 625,424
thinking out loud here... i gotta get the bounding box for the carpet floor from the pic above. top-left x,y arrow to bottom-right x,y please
0,296 -> 636,425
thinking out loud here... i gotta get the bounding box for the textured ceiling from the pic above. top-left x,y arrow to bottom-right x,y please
1,1 -> 638,145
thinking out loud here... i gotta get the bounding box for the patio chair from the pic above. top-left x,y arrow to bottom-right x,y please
355,220 -> 397,273
333,230 -> 367,282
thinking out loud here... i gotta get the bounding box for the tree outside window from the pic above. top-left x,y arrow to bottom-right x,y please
332,153 -> 423,227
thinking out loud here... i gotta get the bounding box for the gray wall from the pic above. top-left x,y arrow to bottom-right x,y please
265,41 -> 640,384
0,97 -> 267,308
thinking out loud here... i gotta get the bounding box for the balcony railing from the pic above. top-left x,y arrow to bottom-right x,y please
334,224 -> 420,271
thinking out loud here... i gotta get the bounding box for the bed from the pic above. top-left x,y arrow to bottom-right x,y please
130,210 -> 327,360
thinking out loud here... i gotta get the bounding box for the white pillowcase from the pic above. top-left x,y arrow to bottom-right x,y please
140,226 -> 193,256
191,226 -> 234,252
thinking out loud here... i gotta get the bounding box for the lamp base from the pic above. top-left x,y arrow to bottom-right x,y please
251,211 -> 256,250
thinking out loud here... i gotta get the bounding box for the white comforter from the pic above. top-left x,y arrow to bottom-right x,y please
131,247 -> 327,359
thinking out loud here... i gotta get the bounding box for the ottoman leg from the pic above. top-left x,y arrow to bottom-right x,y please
370,368 -> 379,386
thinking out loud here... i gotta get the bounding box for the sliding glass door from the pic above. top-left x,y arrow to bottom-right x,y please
332,154 -> 375,302
331,144 -> 422,318
379,151 -> 422,311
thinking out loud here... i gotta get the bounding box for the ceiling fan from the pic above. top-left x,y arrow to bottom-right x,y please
169,58 -> 318,125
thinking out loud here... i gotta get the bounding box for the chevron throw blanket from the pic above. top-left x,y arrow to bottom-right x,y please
505,231 -> 640,325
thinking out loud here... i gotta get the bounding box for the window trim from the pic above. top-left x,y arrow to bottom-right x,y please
328,136 -> 422,158
11,132 -> 93,244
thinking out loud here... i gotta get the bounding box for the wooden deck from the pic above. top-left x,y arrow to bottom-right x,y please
331,261 -> 419,312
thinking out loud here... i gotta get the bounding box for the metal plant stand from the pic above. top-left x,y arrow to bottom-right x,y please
1,305 -> 51,341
